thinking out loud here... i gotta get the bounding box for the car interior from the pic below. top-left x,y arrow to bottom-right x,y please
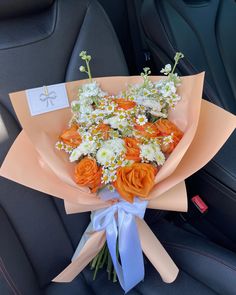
0,0 -> 235,294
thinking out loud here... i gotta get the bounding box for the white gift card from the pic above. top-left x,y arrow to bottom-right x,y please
26,83 -> 69,116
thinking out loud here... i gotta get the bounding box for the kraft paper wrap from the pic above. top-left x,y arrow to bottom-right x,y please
1,73 -> 236,284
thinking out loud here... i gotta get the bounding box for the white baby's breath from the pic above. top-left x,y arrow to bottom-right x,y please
160,64 -> 172,75
160,81 -> 176,98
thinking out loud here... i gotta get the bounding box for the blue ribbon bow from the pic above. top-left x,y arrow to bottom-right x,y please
92,198 -> 148,293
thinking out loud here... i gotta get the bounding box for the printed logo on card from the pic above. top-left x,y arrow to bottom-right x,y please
26,83 -> 69,116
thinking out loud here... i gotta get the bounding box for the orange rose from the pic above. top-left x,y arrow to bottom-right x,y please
155,119 -> 183,154
74,157 -> 102,193
124,138 -> 141,162
113,163 -> 157,203
134,122 -> 160,139
115,98 -> 136,110
92,123 -> 110,140
60,124 -> 82,148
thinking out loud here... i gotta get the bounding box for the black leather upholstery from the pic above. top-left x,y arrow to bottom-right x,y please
141,0 -> 236,247
141,0 -> 236,113
140,0 -> 236,186
0,0 -> 54,20
1,0 -> 236,294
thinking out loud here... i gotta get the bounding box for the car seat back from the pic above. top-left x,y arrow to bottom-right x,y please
141,0 -> 236,113
0,0 -> 128,288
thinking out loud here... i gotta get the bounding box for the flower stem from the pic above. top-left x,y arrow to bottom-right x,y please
171,52 -> 184,74
85,60 -> 92,83
93,244 -> 106,280
91,241 -> 119,283
107,250 -> 112,280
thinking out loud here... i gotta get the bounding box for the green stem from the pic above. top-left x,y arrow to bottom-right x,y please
107,252 -> 112,280
93,245 -> 106,280
85,60 -> 92,82
113,268 -> 117,283
171,52 -> 184,74
171,59 -> 178,74
100,246 -> 108,269
91,252 -> 99,270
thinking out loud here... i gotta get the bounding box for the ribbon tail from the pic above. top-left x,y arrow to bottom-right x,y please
52,230 -> 106,282
119,213 -> 145,292
137,218 -> 179,283
106,210 -> 145,293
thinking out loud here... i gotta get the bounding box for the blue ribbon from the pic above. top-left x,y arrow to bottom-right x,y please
92,198 -> 148,293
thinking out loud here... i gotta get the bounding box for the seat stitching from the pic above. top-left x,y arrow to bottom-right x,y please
0,257 -> 22,295
163,242 -> 236,273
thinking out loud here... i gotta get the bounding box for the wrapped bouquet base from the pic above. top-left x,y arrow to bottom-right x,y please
1,72 -> 236,292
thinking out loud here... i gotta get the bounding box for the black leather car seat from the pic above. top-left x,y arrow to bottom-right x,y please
141,0 -> 236,249
1,1 -> 236,294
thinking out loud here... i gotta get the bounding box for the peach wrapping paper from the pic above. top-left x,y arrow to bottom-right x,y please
1,73 -> 236,284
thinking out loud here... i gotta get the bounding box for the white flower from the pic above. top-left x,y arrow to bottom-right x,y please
79,140 -> 97,155
64,145 -> 73,154
96,147 -> 115,166
102,138 -> 126,154
90,109 -> 106,121
105,103 -> 116,113
166,93 -> 181,108
140,143 -> 156,161
55,141 -> 65,150
69,140 -> 97,162
101,169 -> 117,184
71,100 -> 80,113
81,82 -> 99,97
160,64 -> 172,75
96,139 -> 126,166
69,147 -> 82,162
117,112 -> 127,121
155,150 -> 165,166
140,143 -> 163,163
79,104 -> 93,114
103,116 -> 119,128
79,66 -> 86,72
78,81 -> 107,107
140,99 -> 161,111
136,115 -> 148,126
163,134 -> 174,146
150,110 -> 167,118
142,88 -> 152,97
104,116 -> 129,130
160,81 -> 176,98
81,132 -> 93,141
117,121 -> 129,131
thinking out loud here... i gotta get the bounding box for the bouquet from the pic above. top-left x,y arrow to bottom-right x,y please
57,51 -> 184,200
1,51 -> 235,293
